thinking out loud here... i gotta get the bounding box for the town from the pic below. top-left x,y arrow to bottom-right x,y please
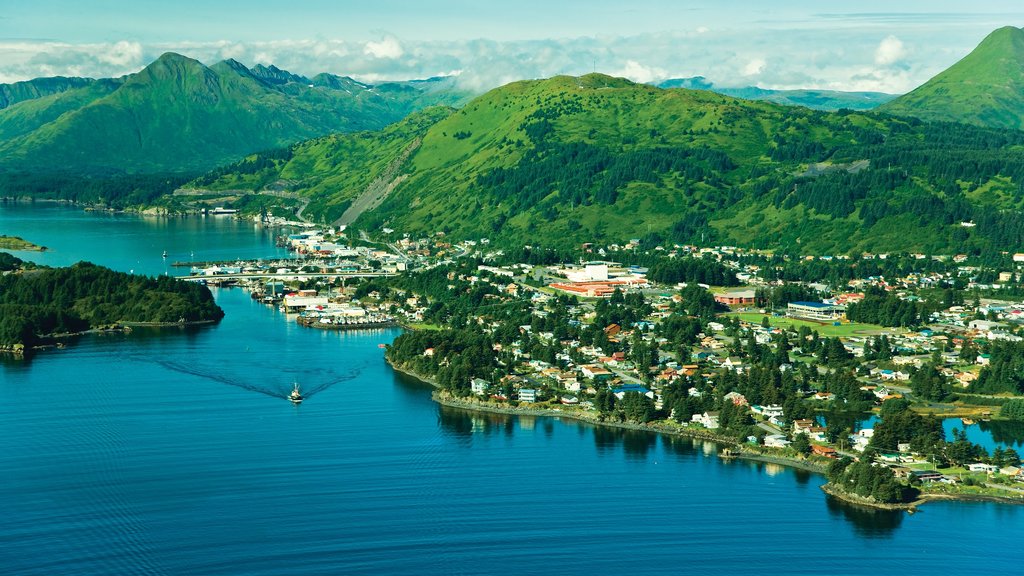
189,224 -> 1024,506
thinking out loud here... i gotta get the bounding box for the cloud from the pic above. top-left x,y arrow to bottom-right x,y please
0,24 -> 992,95
742,57 -> 766,76
874,35 -> 905,66
610,60 -> 666,83
364,36 -> 403,59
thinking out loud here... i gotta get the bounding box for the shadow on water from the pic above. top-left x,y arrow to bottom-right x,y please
824,494 -> 904,537
978,419 -> 1024,448
437,404 -> 516,444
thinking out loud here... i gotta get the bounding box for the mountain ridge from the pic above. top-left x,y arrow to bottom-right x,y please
0,52 -> 471,174
880,26 -> 1024,129
190,72 -> 1024,255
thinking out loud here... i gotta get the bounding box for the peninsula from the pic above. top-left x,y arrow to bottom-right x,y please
0,234 -> 46,251
251,227 -> 1024,509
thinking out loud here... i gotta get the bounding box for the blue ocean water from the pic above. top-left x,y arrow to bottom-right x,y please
1,205 -> 1022,574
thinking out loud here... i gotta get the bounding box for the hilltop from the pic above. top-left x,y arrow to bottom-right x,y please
0,53 -> 470,174
193,73 -> 1024,254
880,26 -> 1024,129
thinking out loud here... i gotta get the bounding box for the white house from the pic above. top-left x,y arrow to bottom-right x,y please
967,463 -> 999,474
518,389 -> 538,403
764,434 -> 791,448
470,378 -> 489,396
691,411 -> 720,430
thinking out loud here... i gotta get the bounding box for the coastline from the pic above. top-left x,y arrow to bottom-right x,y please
0,234 -> 47,252
387,357 -> 1023,510
1,319 -> 221,357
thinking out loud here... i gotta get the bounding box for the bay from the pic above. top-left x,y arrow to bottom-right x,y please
1,205 -> 1022,574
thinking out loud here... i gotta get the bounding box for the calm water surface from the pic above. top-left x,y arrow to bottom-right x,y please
1,205 -> 1022,574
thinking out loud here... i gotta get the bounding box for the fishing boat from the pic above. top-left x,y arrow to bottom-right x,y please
289,382 -> 304,404
162,250 -> 168,258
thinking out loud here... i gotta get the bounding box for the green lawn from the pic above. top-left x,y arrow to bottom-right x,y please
407,322 -> 443,331
723,312 -> 894,338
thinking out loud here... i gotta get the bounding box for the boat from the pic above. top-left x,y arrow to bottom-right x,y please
162,250 -> 168,258
289,382 -> 304,404
961,417 -> 975,425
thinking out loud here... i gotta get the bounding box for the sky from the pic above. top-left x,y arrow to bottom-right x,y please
1,0 -> 1022,93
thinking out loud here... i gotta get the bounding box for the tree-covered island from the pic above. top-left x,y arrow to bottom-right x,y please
0,261 -> 224,353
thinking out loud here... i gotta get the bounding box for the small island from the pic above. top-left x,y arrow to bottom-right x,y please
0,234 -> 47,251
0,261 -> 225,354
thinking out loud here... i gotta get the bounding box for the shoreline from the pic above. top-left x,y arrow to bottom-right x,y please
1,319 -> 221,357
387,358 -> 1023,511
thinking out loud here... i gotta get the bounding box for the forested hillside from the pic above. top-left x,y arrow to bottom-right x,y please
198,73 -> 1024,255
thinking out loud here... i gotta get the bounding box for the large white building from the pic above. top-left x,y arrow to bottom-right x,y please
787,301 -> 845,321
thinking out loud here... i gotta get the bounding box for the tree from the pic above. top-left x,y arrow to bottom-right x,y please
620,391 -> 655,423
1000,399 -> 1024,421
791,433 -> 811,455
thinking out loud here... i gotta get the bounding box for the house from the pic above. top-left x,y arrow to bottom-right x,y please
518,389 -> 538,403
581,365 -> 613,380
967,463 -> 999,474
691,411 -> 720,429
724,391 -> 748,406
812,392 -> 836,402
811,445 -> 838,458
911,470 -> 944,482
764,434 -> 791,448
470,378 -> 489,396
752,404 -> 785,419
792,419 -> 816,434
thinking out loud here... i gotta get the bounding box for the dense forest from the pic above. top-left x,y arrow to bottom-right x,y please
0,172 -> 193,208
0,262 -> 224,348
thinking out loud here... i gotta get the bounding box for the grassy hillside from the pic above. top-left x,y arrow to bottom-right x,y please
0,53 -> 469,175
190,107 -> 453,222
193,73 -> 1024,254
880,26 -> 1024,129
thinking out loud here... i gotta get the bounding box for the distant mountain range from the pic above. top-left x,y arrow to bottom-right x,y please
656,77 -> 896,111
193,73 -> 1024,254
880,26 -> 1024,130
0,53 -> 470,174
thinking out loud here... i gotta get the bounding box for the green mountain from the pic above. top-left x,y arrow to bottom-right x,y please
0,53 -> 470,174
0,76 -> 98,109
880,26 -> 1024,129
657,77 -> 896,111
192,73 -> 1024,255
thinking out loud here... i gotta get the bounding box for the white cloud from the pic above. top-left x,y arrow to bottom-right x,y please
742,58 -> 766,76
0,26 -> 984,95
364,36 -> 404,59
610,60 -> 665,83
98,40 -> 142,67
874,35 -> 905,66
